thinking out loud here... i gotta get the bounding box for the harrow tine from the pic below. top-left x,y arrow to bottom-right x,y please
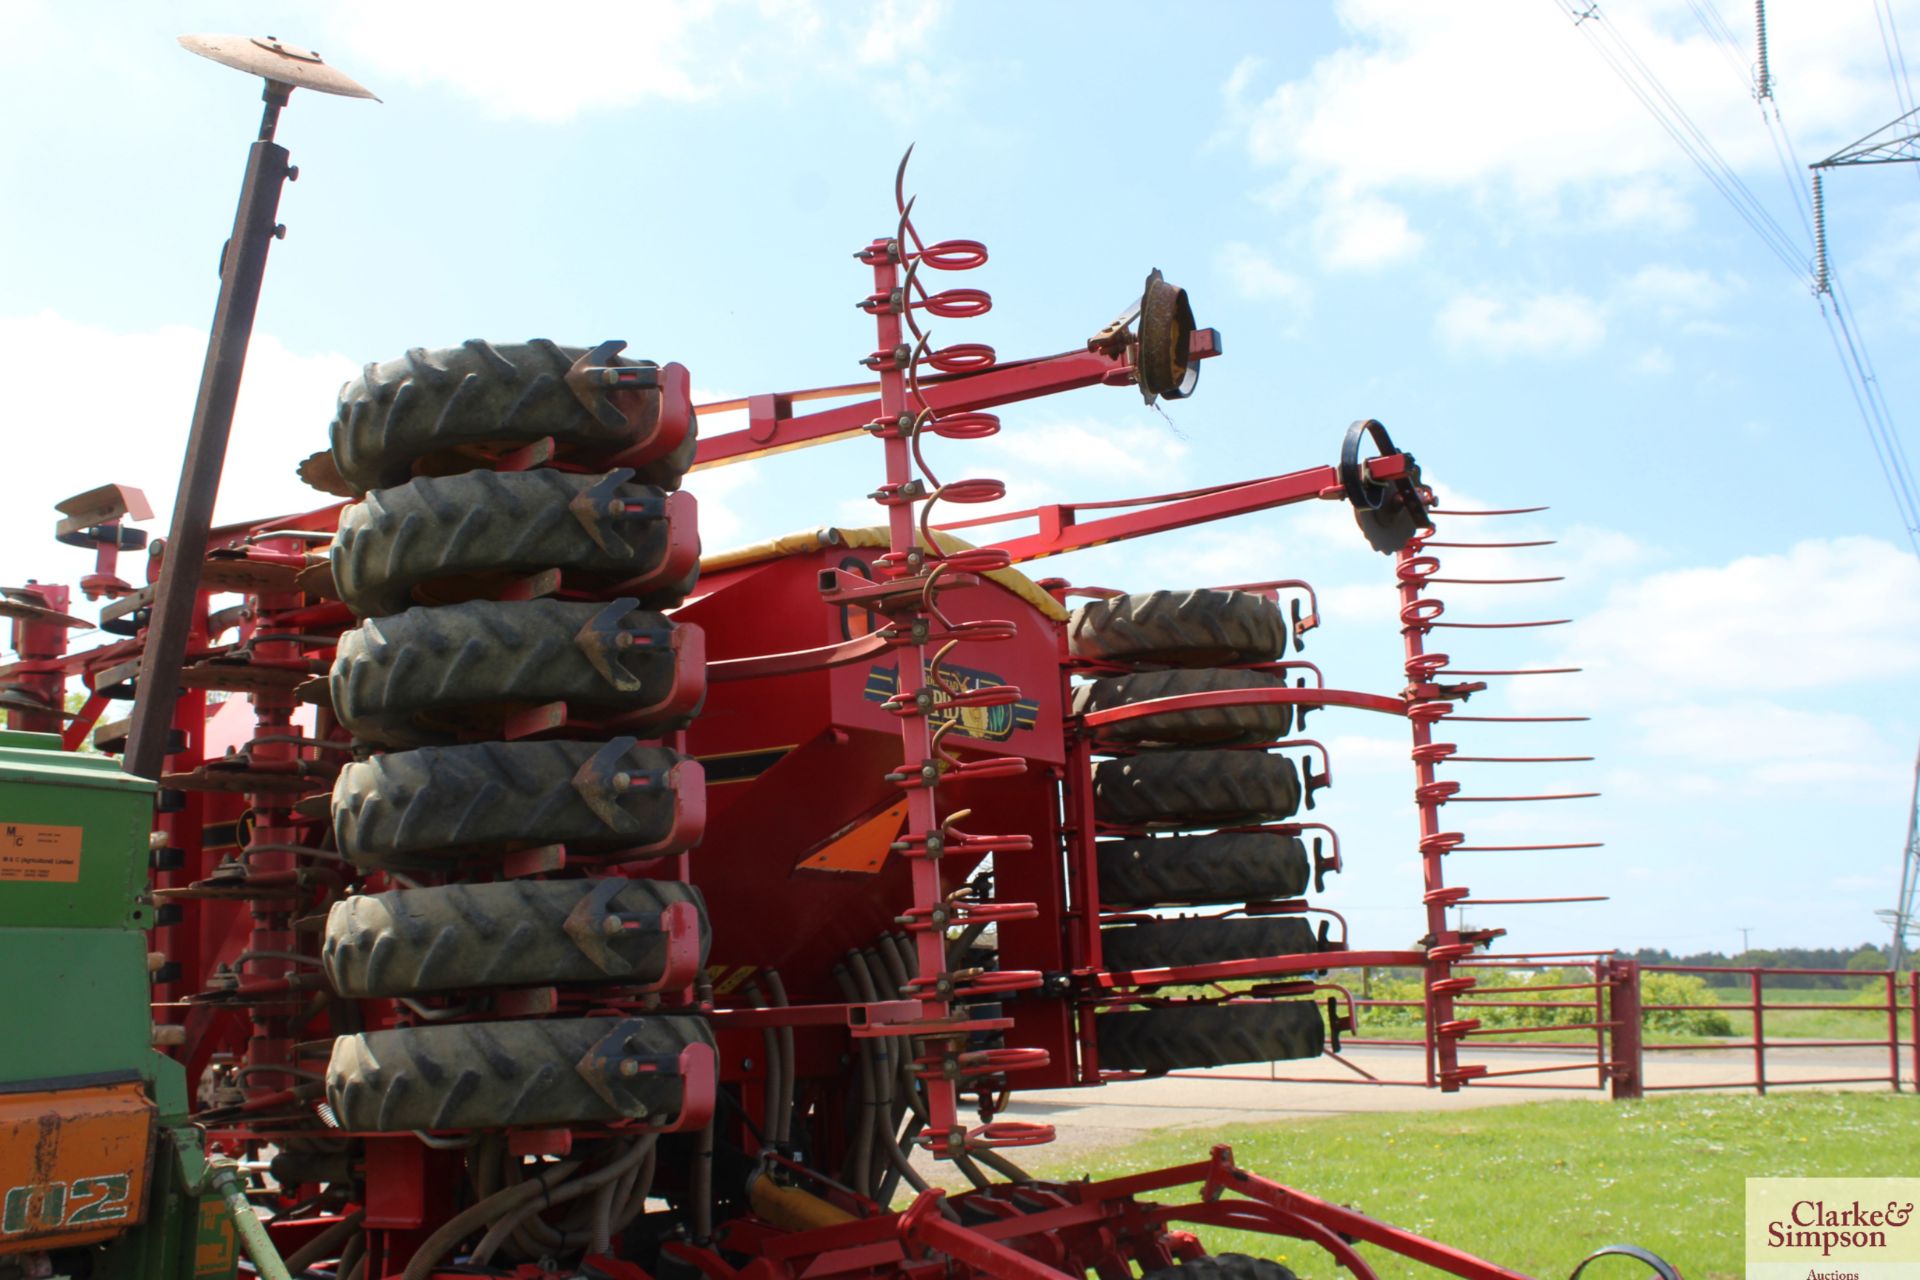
1427,505 -> 1550,516
1426,575 -> 1565,585
1428,617 -> 1572,629
1452,841 -> 1605,852
894,142 -> 915,215
1448,755 -> 1595,763
1447,792 -> 1600,802
1439,667 -> 1582,676
1422,539 -> 1558,548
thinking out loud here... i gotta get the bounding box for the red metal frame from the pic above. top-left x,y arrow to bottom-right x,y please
0,167 -> 1679,1280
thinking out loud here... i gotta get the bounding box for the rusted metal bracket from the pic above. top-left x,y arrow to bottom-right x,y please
572,597 -> 664,692
568,467 -> 665,556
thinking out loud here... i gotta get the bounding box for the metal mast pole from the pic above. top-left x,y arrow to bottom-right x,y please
1885,741 -> 1920,973
121,36 -> 375,780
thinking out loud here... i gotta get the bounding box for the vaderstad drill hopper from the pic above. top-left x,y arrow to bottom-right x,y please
0,34 -> 1674,1280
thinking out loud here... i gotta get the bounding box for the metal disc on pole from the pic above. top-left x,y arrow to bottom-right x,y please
177,34 -> 380,100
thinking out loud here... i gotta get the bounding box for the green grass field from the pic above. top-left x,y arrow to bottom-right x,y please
1027,1093 -> 1919,1280
1652,984 -> 1915,1045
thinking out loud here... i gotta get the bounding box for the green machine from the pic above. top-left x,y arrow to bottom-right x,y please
0,729 -> 253,1280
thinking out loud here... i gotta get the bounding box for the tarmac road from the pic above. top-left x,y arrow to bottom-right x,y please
908,1042 -> 1912,1178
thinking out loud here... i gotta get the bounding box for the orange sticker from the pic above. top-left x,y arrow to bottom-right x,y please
0,823 -> 83,883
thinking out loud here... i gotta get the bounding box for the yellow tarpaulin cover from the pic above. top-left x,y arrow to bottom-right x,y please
700,526 -> 1067,621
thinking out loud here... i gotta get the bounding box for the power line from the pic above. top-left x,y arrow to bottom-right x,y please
1562,0 -> 1920,554
1872,0 -> 1918,127
1684,0 -> 1756,93
1551,0 -> 1809,277
1826,273 -> 1920,552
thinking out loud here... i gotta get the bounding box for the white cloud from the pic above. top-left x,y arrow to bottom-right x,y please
1632,701 -> 1903,791
323,0 -> 943,123
1560,536 -> 1920,697
685,458 -> 757,549
1435,290 -> 1606,357
1616,264 -> 1740,315
1599,179 -> 1695,232
1216,241 -> 1312,319
1492,535 -> 1920,799
327,0 -> 717,121
1226,0 -> 1914,247
983,418 -> 1188,486
857,0 -> 942,64
1316,194 -> 1424,269
0,310 -> 355,595
1431,265 -> 1745,360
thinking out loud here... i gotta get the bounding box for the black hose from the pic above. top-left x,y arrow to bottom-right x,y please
766,971 -> 796,1146
398,1157 -> 581,1280
472,1137 -> 654,1266
282,1210 -> 363,1275
832,962 -> 876,1195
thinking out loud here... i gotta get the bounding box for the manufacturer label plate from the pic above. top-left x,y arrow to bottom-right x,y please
0,823 -> 83,883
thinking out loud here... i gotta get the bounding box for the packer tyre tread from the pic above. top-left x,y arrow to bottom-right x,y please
323,879 -> 708,998
1140,1256 -> 1301,1280
1100,916 -> 1320,973
1072,669 -> 1292,747
326,1015 -> 711,1132
333,739 -> 693,867
329,599 -> 691,748
1096,1002 -> 1324,1075
1095,750 -> 1300,828
329,339 -> 695,494
1097,832 -> 1311,908
1068,590 -> 1287,668
332,468 -> 695,620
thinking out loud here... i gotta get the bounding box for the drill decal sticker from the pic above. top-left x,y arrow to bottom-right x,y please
861,662 -> 1040,742
1,1174 -> 131,1237
0,822 -> 82,883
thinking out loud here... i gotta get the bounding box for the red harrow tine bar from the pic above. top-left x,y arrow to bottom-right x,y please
853,153 -> 1050,1160
1398,505 -> 1606,1090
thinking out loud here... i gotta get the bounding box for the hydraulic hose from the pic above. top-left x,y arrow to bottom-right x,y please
400,1156 -> 582,1280
470,1136 -> 655,1266
206,1164 -> 293,1280
281,1209 -> 364,1275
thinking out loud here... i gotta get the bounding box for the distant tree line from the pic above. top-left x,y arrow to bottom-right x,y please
1629,944 -> 1907,987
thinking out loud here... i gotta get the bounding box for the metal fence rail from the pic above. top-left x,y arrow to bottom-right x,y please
1637,963 -> 1916,1095
1172,961 -> 1918,1100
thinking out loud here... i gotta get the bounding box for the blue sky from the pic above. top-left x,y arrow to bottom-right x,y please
3,1 -> 1918,958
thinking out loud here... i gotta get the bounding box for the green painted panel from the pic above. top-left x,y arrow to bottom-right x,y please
0,730 -> 61,751
0,929 -> 156,1085
0,737 -> 154,930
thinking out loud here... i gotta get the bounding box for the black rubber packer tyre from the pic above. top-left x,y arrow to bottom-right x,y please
1068,589 -> 1287,668
332,468 -> 696,620
1095,1001 -> 1324,1074
1098,831 -> 1310,908
323,878 -> 709,998
1072,669 -> 1292,747
1100,916 -> 1319,973
333,739 -> 697,868
1140,1255 -> 1301,1280
1094,750 -> 1300,828
330,598 -> 695,748
326,1015 -> 713,1131
328,339 -> 696,494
